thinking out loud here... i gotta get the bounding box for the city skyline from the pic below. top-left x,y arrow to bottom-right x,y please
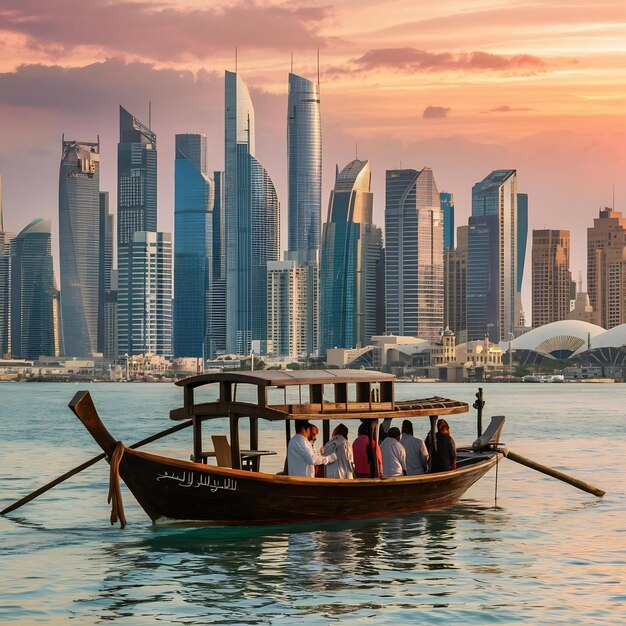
3,1 -> 626,312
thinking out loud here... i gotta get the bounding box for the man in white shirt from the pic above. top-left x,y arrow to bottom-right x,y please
379,427 -> 406,477
287,420 -> 337,477
400,419 -> 429,475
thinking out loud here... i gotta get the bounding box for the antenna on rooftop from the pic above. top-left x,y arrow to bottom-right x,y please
148,101 -> 151,130
612,183 -> 615,210
317,47 -> 320,89
355,142 -> 358,160
290,52 -> 293,74
235,47 -> 238,73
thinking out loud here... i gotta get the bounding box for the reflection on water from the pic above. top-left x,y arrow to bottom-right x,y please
82,502 -> 508,624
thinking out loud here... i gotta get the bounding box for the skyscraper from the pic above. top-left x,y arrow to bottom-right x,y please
117,231 -> 172,356
286,72 -> 322,357
267,260 -> 316,359
207,171 -> 226,357
0,176 -> 11,356
385,167 -> 444,341
440,191 -> 455,250
467,169 -> 517,342
10,219 -> 55,359
287,72 -> 321,263
224,71 -> 279,354
516,192 -> 529,327
532,229 -> 572,328
58,138 -> 101,357
587,208 -> 626,329
320,160 -> 382,353
444,225 -> 468,339
117,106 -> 157,247
98,191 -> 113,355
173,134 -> 214,358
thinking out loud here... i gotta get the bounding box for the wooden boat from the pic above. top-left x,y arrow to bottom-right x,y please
70,370 -> 506,527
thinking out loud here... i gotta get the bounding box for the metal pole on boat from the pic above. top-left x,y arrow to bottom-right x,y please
473,387 -> 484,437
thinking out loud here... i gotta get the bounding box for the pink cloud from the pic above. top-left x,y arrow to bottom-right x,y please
336,47 -> 546,74
0,0 -> 332,60
481,105 -> 531,114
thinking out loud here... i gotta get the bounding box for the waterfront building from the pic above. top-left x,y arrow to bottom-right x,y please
385,167 -> 444,342
444,225 -> 468,340
10,219 -> 55,359
532,229 -> 572,328
173,134 -> 214,358
467,169 -> 517,342
98,191 -> 113,355
267,260 -> 316,359
587,208 -> 626,329
58,139 -> 101,357
117,231 -> 172,356
224,71 -> 279,355
320,160 -> 383,353
440,192 -> 455,250
117,106 -> 157,246
207,171 -> 226,357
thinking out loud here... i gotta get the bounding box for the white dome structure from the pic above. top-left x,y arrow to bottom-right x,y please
583,323 -> 626,351
572,323 -> 626,366
507,320 -> 605,365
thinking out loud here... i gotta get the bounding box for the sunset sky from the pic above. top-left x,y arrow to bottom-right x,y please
2,0 -> 626,311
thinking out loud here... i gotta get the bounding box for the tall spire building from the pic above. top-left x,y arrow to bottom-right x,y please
58,138 -> 101,357
320,160 -> 382,353
173,134 -> 214,358
385,167 -> 444,341
0,176 -> 11,356
224,71 -> 279,355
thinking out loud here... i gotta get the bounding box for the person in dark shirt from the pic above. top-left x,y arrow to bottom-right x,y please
426,418 -> 457,472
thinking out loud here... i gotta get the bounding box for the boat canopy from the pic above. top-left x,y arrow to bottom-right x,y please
170,370 -> 469,422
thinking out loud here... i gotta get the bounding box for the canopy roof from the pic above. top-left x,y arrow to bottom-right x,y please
176,369 -> 395,390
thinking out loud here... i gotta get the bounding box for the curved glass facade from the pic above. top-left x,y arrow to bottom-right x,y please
287,73 -> 321,263
385,167 -> 443,341
173,134 -> 213,358
58,139 -> 100,357
11,219 -> 55,359
320,160 -> 382,354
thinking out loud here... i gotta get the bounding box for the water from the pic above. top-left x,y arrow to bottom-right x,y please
1,382 -> 625,625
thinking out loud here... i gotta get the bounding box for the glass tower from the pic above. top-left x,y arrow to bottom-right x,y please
207,171 -> 226,357
10,219 -> 55,359
467,169 -> 517,342
58,139 -> 100,357
117,106 -> 157,247
173,134 -> 214,358
320,160 -> 382,353
0,176 -> 11,356
224,71 -> 279,354
97,191 -> 113,354
440,191 -> 455,250
287,73 -> 321,262
385,167 -> 444,341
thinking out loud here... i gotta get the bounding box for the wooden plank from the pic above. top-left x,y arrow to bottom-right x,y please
229,414 -> 241,470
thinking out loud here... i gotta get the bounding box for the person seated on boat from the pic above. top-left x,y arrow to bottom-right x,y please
380,427 -> 407,477
400,420 -> 429,475
321,423 -> 354,479
288,420 -> 337,478
352,421 -> 383,478
425,418 -> 457,472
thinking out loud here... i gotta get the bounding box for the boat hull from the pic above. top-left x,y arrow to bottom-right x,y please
118,449 -> 499,526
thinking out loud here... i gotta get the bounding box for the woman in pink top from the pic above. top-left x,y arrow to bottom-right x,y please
352,422 -> 383,478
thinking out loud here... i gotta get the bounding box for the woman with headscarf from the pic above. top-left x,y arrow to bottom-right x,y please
425,418 -> 457,472
321,423 -> 355,479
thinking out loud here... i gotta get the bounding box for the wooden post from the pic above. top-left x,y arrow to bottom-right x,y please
230,414 -> 241,470
369,418 -> 380,478
191,417 -> 202,463
285,420 -> 292,448
249,416 -> 259,471
334,382 -> 348,412
323,420 -> 330,444
428,415 -> 437,472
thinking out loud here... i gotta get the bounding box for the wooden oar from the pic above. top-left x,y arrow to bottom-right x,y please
1,419 -> 193,516
502,448 -> 605,498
